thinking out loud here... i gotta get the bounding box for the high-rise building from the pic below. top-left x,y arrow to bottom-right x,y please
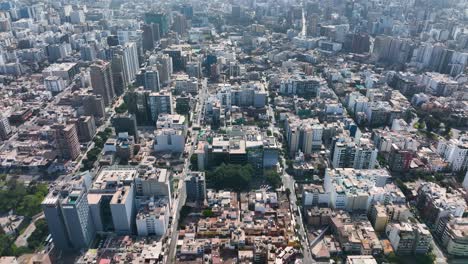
111,114 -> 139,143
185,171 -> 206,203
110,53 -> 127,96
180,4 -> 193,19
462,171 -> 468,191
87,167 -> 137,235
163,47 -> 189,72
83,94 -> 106,120
72,116 -> 96,143
52,123 -> 81,160
331,140 -> 378,169
153,54 -> 173,85
142,24 -> 155,51
144,67 -> 160,91
80,44 -> 96,61
186,61 -> 202,79
351,33 -> 370,54
147,91 -> 173,122
388,144 -> 414,172
42,172 -> 94,251
0,115 -> 12,140
107,35 -> 119,46
124,89 -> 152,125
90,61 -> 115,106
285,117 -> 323,157
144,12 -> 168,36
108,43 -> 139,84
172,12 -> 188,35
110,185 -> 134,234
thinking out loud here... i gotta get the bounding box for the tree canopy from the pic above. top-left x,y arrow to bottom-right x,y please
206,163 -> 253,191
265,170 -> 282,189
0,180 -> 48,218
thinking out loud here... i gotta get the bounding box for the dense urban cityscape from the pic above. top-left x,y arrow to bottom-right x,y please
0,0 -> 466,263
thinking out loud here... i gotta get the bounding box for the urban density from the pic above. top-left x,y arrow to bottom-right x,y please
0,0 -> 466,263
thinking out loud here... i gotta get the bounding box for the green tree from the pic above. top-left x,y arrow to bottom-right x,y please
0,234 -> 13,256
207,164 -> 253,191
202,209 -> 214,217
114,102 -> 128,114
17,194 -> 42,217
265,170 -> 282,189
87,147 -> 101,162
0,181 -> 47,217
93,137 -> 104,148
190,155 -> 198,171
27,219 -> 48,250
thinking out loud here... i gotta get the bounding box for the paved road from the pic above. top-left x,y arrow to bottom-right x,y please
280,156 -> 314,262
431,238 -> 447,264
14,213 -> 45,247
167,78 -> 207,262
70,96 -> 122,174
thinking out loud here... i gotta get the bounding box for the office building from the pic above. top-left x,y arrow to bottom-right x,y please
150,54 -> 172,85
135,166 -> 170,198
111,114 -> 139,143
80,44 -> 96,61
42,172 -> 94,251
108,43 -> 139,84
142,24 -> 155,51
88,167 -> 137,234
144,13 -> 168,36
0,115 -> 12,140
90,61 -> 115,106
154,129 -> 185,153
83,94 -> 106,120
44,76 -> 66,93
124,89 -> 153,125
172,12 -> 188,35
185,171 -> 206,203
144,67 -> 160,91
111,53 -> 128,96
147,91 -> 173,122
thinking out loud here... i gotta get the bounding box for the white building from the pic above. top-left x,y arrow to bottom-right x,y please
302,184 -> 330,207
44,76 -> 66,93
436,136 -> 468,171
136,197 -> 170,236
154,128 -> 185,153
135,166 -> 171,198
462,171 -> 468,191
332,139 -> 378,169
156,114 -> 186,130
324,169 -> 405,212
110,185 -> 134,234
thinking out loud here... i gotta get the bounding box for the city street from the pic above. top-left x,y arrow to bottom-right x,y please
167,78 -> 207,261
280,153 -> 314,262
